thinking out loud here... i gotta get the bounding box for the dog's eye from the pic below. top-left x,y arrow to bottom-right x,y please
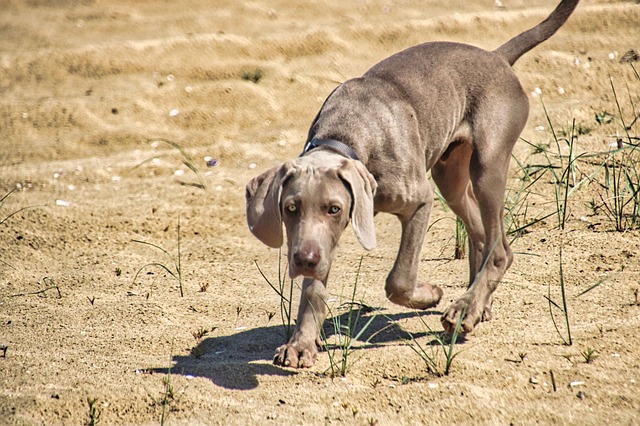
285,204 -> 297,213
328,205 -> 341,215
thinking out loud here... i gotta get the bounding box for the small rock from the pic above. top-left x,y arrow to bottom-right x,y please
204,157 -> 219,167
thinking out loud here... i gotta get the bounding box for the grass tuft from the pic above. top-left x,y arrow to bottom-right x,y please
135,138 -> 207,189
132,217 -> 185,297
255,248 -> 295,341
85,397 -> 101,426
321,257 -> 381,377
241,68 -> 264,83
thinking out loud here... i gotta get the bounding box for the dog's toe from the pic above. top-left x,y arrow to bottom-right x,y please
273,342 -> 317,368
481,305 -> 493,322
441,298 -> 483,334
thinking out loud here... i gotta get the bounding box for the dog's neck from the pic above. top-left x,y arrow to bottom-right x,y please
300,138 -> 359,161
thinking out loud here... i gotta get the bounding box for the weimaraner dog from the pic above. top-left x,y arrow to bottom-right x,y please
247,0 -> 579,368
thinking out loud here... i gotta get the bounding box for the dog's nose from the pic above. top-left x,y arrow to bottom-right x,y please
293,249 -> 320,270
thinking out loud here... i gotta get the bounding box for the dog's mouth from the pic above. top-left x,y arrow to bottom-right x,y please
288,259 -> 328,281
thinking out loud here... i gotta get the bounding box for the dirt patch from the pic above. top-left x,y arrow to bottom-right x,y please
1,0 -> 639,424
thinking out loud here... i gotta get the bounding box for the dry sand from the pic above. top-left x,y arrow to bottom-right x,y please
1,0 -> 639,424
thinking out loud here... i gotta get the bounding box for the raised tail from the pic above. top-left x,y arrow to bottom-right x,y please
494,0 -> 580,66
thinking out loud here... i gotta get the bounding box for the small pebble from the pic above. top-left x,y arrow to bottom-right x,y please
205,157 -> 219,167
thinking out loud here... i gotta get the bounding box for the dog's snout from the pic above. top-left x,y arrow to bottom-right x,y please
293,248 -> 321,270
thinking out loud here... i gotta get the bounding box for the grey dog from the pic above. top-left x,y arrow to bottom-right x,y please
246,0 -> 580,368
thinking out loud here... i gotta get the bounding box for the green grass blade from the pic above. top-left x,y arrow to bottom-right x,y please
132,239 -> 175,263
575,275 -> 613,298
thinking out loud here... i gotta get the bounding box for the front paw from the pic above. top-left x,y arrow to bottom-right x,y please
273,338 -> 318,368
440,295 -> 483,334
386,282 -> 443,310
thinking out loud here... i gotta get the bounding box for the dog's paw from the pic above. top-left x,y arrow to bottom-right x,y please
440,296 -> 483,334
273,341 -> 318,368
387,282 -> 443,310
413,283 -> 444,309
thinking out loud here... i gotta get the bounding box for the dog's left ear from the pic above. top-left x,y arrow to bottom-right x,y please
338,160 -> 377,250
245,162 -> 295,248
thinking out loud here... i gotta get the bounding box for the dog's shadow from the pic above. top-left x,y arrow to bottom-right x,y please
150,307 -> 454,390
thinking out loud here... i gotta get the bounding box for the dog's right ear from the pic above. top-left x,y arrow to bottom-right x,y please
245,163 -> 295,248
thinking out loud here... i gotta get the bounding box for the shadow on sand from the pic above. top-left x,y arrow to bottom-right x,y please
151,307 -> 451,390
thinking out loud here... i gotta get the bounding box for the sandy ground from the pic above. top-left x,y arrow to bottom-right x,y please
1,0 -> 639,424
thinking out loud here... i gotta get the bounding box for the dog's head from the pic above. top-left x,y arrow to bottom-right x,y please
246,152 -> 377,280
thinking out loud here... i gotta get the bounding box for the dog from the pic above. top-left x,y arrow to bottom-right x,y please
246,0 -> 580,368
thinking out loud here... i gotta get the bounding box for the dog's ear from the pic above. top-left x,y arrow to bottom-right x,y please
245,163 -> 295,248
338,160 -> 377,250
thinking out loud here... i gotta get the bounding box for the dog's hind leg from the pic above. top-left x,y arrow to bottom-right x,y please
439,97 -> 526,334
432,139 -> 485,285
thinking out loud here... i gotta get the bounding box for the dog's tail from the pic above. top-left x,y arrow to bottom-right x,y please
494,0 -> 580,66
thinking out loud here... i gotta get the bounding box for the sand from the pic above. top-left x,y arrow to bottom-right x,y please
1,0 -> 639,424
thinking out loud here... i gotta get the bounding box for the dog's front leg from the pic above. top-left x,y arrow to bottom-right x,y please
274,277 -> 328,368
385,182 -> 443,310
